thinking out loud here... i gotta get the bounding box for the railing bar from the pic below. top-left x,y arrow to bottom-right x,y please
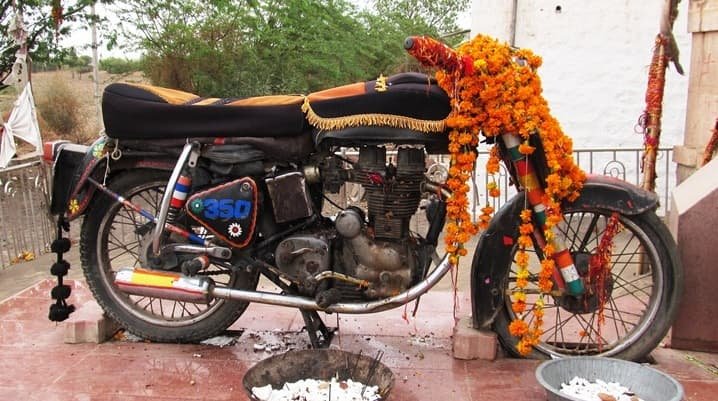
0,159 -> 41,173
18,171 -> 32,256
28,171 -> 39,253
665,148 -> 671,214
9,184 -> 22,261
0,192 -> 7,268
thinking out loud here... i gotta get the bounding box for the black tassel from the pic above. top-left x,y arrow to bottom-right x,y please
48,216 -> 75,322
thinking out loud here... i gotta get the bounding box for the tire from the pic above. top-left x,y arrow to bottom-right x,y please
492,206 -> 682,360
80,169 -> 258,342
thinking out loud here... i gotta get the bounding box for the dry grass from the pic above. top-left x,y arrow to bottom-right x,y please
0,69 -> 147,154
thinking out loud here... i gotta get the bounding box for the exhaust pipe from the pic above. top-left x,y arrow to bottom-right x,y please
114,254 -> 452,313
115,267 -> 213,304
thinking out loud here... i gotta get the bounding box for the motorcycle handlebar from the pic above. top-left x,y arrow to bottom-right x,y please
404,36 -> 473,75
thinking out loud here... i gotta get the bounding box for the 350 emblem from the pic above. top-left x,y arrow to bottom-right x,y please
201,199 -> 252,220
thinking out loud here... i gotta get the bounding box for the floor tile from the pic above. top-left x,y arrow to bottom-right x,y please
681,379 -> 718,401
332,335 -> 458,371
1,278 -> 716,401
228,303 -> 299,332
49,354 -> 252,400
388,367 -> 471,401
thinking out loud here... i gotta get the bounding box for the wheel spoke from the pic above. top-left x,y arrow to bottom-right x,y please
576,213 -> 600,252
92,177 -> 235,334
607,296 -> 634,334
503,207 -> 670,358
611,235 -> 641,279
611,276 -> 651,306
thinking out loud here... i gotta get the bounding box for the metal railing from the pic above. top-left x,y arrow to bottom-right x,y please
470,146 -> 674,217
0,147 -> 675,268
344,146 -> 674,218
0,157 -> 54,269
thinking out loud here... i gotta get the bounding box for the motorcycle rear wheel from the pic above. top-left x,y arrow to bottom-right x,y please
80,169 -> 258,342
492,207 -> 682,360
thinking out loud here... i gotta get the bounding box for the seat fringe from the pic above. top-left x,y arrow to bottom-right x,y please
301,97 -> 445,133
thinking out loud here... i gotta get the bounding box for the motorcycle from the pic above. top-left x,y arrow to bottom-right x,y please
44,35 -> 682,361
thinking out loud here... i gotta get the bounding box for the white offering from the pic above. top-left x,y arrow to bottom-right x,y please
252,377 -> 382,401
560,376 -> 644,401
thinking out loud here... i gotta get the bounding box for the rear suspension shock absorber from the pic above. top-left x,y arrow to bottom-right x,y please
166,170 -> 192,225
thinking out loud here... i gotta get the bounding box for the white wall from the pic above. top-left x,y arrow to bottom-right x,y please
470,0 -> 690,149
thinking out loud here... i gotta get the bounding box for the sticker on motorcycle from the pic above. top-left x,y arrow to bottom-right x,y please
185,177 -> 258,248
201,199 -> 252,220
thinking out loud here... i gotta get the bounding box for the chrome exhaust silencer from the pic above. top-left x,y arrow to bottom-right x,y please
114,254 -> 452,313
114,267 -> 213,304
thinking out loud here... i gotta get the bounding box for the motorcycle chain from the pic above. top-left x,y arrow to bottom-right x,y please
48,216 -> 75,322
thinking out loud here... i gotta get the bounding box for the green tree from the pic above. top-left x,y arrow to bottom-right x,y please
99,56 -> 141,74
248,0 -> 381,92
0,1 -> 107,82
372,0 -> 469,36
112,0 -> 255,95
367,0 -> 470,72
111,0 -> 469,96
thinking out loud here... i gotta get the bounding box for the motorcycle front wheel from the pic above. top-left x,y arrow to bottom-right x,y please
80,169 -> 258,342
492,206 -> 682,360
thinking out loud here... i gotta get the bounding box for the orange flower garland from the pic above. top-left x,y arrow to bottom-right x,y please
430,35 -> 585,354
409,34 -> 586,354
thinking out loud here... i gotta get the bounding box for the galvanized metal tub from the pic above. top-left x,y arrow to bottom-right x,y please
243,349 -> 394,400
535,356 -> 683,401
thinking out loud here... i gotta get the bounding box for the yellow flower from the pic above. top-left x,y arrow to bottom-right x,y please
68,199 -> 80,215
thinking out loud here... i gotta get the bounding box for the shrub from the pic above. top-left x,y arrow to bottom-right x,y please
35,79 -> 83,142
99,57 -> 142,75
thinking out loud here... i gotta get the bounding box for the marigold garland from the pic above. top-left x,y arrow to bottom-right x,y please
424,34 -> 586,355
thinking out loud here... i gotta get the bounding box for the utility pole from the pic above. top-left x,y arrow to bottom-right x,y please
91,2 -> 102,128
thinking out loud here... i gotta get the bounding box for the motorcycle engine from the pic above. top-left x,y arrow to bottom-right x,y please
336,145 -> 426,299
354,146 -> 425,240
274,234 -> 332,295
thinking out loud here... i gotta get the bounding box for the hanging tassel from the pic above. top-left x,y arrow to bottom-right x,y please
48,216 -> 75,322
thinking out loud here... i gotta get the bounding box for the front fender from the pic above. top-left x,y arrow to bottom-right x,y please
470,175 -> 659,329
51,138 -> 174,221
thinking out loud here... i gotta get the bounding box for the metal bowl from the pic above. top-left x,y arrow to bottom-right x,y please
536,357 -> 683,401
243,349 -> 394,400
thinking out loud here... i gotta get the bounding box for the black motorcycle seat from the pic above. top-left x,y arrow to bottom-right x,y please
102,73 -> 451,140
102,84 -> 308,139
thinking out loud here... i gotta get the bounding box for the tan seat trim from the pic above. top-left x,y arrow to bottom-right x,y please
301,98 -> 445,133
129,84 -> 199,105
227,95 -> 304,106
307,82 -> 366,102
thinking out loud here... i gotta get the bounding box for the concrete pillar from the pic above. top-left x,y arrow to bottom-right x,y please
668,157 -> 718,352
674,0 -> 718,182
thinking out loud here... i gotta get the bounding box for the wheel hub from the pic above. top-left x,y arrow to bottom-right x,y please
138,232 -> 179,271
556,251 -> 614,314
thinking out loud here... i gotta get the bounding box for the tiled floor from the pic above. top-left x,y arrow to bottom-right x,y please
1,278 -> 716,400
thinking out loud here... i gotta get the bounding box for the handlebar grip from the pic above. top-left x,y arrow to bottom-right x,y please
404,35 -> 473,75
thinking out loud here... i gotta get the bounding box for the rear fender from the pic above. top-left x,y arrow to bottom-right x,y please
51,138 -> 174,220
470,175 -> 659,329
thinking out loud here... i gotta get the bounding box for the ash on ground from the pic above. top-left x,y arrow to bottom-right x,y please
236,329 -> 313,355
252,377 -> 381,401
560,376 -> 643,401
